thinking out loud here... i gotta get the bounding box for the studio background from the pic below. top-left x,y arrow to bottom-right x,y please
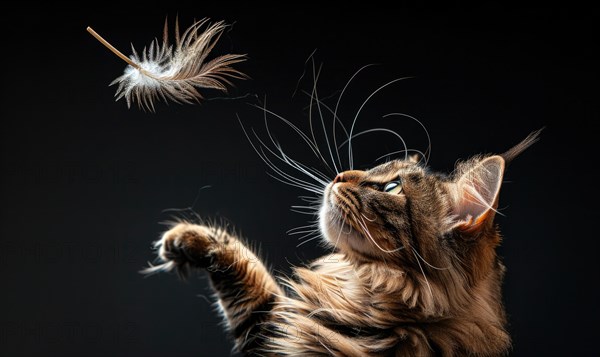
1,5 -> 597,357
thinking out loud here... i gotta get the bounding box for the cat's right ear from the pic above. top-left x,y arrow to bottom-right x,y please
446,156 -> 505,234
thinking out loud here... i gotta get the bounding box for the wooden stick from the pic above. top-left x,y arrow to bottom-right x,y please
87,27 -> 140,70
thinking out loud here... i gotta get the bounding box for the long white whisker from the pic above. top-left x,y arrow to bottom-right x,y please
297,229 -> 321,241
266,172 -> 323,195
296,234 -> 322,247
356,215 -> 404,253
360,213 -> 377,222
309,59 -> 340,174
411,247 -> 451,270
352,214 -> 392,270
290,207 -> 320,215
306,60 -> 336,176
301,89 -> 351,171
249,139 -> 324,194
412,248 -> 434,300
288,221 -> 319,230
255,144 -> 322,190
298,195 -> 322,204
272,140 -> 330,184
383,112 -> 432,165
340,128 -> 408,162
375,149 -> 427,163
249,103 -> 322,163
290,205 -> 320,210
253,130 -> 328,188
291,48 -> 318,98
290,229 -> 320,236
260,120 -> 329,185
257,106 -> 330,185
347,77 -> 413,169
253,93 -> 335,182
290,209 -> 320,216
334,64 -> 377,169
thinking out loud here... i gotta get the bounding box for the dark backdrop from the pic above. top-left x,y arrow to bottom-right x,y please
1,4 -> 597,357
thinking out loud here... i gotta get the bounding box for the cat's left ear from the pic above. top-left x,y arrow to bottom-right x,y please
447,156 -> 505,234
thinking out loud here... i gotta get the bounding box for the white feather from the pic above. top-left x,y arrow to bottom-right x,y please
88,18 -> 247,111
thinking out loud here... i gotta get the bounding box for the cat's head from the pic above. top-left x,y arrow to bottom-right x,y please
319,131 -> 540,286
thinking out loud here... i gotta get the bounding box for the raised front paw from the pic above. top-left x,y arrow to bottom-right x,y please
155,223 -> 218,270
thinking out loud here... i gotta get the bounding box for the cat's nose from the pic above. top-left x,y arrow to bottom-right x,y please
333,173 -> 344,183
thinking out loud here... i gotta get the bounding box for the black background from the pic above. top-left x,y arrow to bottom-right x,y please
1,4 -> 597,357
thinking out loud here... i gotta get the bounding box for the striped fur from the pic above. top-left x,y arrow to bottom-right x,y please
150,139 -> 537,355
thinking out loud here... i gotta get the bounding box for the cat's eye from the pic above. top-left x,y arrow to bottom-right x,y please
383,181 -> 403,194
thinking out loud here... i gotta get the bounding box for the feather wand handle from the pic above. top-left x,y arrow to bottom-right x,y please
87,27 -> 142,72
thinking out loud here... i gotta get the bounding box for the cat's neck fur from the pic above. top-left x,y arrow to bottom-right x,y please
280,252 -> 510,355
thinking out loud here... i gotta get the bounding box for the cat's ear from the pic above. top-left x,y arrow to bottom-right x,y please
448,155 -> 505,233
408,153 -> 423,164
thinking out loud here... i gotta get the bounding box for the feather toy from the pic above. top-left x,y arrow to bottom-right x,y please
87,18 -> 247,111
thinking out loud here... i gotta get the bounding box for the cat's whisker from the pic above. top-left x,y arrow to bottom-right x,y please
240,117 -> 325,194
290,208 -> 320,216
291,48 -> 317,98
241,117 -> 329,197
334,64 -> 375,170
291,203 -> 321,209
298,195 -> 322,203
355,214 -> 404,254
307,58 -> 340,174
290,209 -> 320,215
342,223 -> 353,235
259,158 -> 322,193
252,101 -> 334,181
253,100 -> 321,160
375,149 -> 427,164
347,76 -> 413,170
411,247 -> 451,271
296,229 -> 321,242
298,232 -> 321,242
265,125 -> 331,185
254,128 -> 329,187
339,128 -> 408,163
360,213 -> 377,222
355,214 -> 394,270
300,89 -> 351,171
296,234 -> 322,248
290,200 -> 320,216
298,88 -> 339,181
255,145 -> 325,192
383,113 -> 432,165
289,228 -> 320,236
412,248 -> 434,301
266,172 -> 323,195
287,223 -> 319,234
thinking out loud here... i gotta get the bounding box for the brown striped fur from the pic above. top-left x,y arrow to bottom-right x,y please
149,131 -> 540,356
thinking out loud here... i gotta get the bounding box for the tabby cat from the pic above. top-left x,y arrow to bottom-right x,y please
147,130 -> 540,356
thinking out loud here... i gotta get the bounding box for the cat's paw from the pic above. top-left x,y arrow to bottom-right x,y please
155,223 -> 217,271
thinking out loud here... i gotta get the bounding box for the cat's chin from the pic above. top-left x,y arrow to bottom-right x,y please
319,189 -> 377,257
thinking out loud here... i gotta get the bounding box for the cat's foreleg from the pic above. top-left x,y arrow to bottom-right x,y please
151,222 -> 282,352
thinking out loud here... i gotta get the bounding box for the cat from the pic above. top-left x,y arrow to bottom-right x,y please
145,129 -> 540,356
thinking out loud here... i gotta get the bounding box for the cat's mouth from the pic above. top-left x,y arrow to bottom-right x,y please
320,183 -> 368,250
